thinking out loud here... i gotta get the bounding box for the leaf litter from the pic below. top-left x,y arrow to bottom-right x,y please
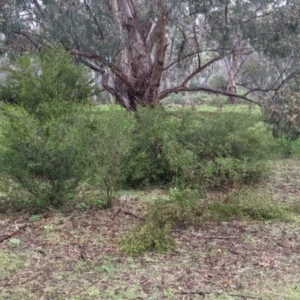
0,160 -> 300,299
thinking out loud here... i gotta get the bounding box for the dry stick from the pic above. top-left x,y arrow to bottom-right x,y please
0,223 -> 27,243
194,235 -> 240,239
227,294 -> 262,300
179,291 -> 209,296
174,230 -> 240,240
117,210 -> 145,221
178,291 -> 261,299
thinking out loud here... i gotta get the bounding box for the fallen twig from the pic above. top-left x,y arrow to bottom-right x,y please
179,291 -> 209,296
116,210 -> 145,221
178,291 -> 261,299
194,234 -> 240,239
227,294 -> 262,300
0,223 -> 27,243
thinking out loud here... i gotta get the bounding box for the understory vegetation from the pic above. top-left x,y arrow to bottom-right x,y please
0,48 -> 300,255
0,49 -> 297,234
1,49 -> 300,300
0,50 -> 271,211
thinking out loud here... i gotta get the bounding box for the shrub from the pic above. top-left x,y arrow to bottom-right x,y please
146,187 -> 204,228
123,106 -> 194,187
203,188 -> 291,222
78,108 -> 132,208
177,112 -> 273,188
0,47 -> 93,211
118,222 -> 175,255
0,104 -> 89,211
123,108 -> 272,190
118,187 -> 203,255
0,46 -> 92,120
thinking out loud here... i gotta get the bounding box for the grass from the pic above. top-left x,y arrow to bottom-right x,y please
1,159 -> 300,299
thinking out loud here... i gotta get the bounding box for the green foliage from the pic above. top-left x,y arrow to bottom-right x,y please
9,238 -> 21,246
165,93 -> 185,105
0,46 -> 92,120
123,108 -> 272,190
0,104 -> 89,211
78,109 -> 132,208
118,187 -> 202,255
268,137 -> 295,158
178,112 -> 273,188
0,47 -> 94,212
147,187 -> 204,228
264,75 -> 300,144
204,95 -> 226,108
29,215 -> 40,221
75,202 -> 88,210
123,107 -> 193,187
208,72 -> 227,90
263,75 -> 300,157
118,222 -> 175,255
203,188 -> 291,222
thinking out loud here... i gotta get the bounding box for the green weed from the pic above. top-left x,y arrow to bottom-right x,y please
203,188 -> 292,222
118,222 -> 175,255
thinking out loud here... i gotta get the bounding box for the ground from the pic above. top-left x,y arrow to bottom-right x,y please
1,159 -> 300,300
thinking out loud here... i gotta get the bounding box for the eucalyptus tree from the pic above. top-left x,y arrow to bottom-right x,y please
1,0 -> 300,110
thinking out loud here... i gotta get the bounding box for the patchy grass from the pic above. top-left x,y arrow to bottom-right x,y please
1,159 -> 300,299
164,103 -> 261,114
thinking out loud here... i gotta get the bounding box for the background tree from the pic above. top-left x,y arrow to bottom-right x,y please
1,0 -> 300,110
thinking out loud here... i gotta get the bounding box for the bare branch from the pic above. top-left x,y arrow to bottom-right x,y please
160,85 -> 260,105
242,12 -> 273,24
244,70 -> 300,97
32,0 -> 47,20
12,30 -> 40,50
163,50 -> 205,71
62,45 -> 135,95
83,0 -> 104,39
181,54 -> 225,87
193,24 -> 201,69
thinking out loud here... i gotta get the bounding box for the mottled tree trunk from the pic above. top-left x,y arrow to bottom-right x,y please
107,0 -> 167,111
226,75 -> 237,104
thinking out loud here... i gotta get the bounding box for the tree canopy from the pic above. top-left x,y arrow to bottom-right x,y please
1,0 -> 300,110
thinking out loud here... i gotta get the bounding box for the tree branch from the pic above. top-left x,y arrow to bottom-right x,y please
12,30 -> 40,50
181,54 -> 225,87
160,86 -> 260,105
244,70 -> 300,97
145,1 -> 167,104
62,45 -> 135,95
83,0 -> 104,39
32,0 -> 47,21
163,50 -> 202,71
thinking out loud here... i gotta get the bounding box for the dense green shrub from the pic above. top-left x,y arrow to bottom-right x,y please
123,108 -> 272,189
118,222 -> 175,255
123,107 -> 194,187
177,111 -> 273,188
0,47 -> 95,211
146,187 -> 204,228
78,108 -> 132,208
0,104 -> 88,211
0,47 -> 92,120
